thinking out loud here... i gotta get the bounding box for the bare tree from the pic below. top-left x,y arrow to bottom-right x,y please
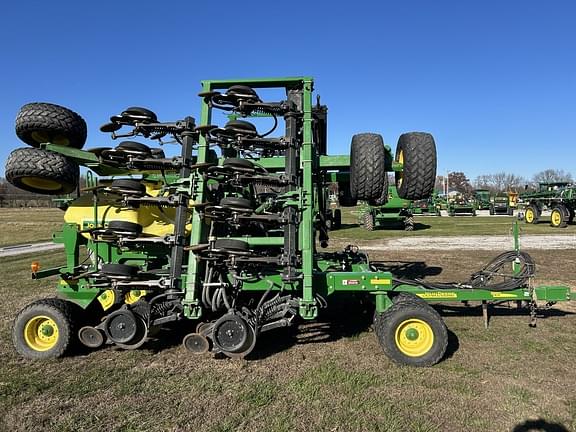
448,172 -> 473,195
532,169 -> 573,184
473,172 -> 526,193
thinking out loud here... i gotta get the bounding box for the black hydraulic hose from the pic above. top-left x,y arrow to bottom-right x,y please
393,250 -> 535,292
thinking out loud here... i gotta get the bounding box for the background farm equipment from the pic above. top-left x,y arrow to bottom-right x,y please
521,182 -> 576,228
358,186 -> 416,231
412,191 -> 442,216
447,194 -> 477,216
489,194 -> 513,215
474,189 -> 491,210
5,77 -> 574,368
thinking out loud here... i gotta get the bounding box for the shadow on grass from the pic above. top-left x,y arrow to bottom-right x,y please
512,418 -> 569,432
334,222 -> 432,232
371,260 -> 443,279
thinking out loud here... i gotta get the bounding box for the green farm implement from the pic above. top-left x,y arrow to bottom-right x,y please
474,189 -> 491,210
447,195 -> 477,216
359,186 -> 416,231
5,77 -> 574,367
490,194 -> 513,216
521,182 -> 576,228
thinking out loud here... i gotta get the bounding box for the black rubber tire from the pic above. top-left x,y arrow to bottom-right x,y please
395,133 -> 437,200
374,299 -> 448,367
363,212 -> 375,231
121,107 -> 157,122
550,205 -> 569,228
404,216 -> 414,231
106,221 -> 143,237
350,133 -> 387,201
223,158 -> 255,169
213,239 -> 250,252
220,197 -> 253,210
333,209 -> 342,230
5,147 -> 79,195
109,179 -> 146,195
391,292 -> 428,307
116,141 -> 152,155
15,102 -> 87,149
524,204 -> 539,224
224,120 -> 258,136
13,298 -> 77,359
101,263 -> 139,277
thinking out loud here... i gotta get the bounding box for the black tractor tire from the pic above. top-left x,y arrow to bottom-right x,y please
374,299 -> 448,367
550,205 -> 569,228
101,263 -> 139,277
5,147 -> 79,195
394,132 -> 437,200
332,209 -> 342,230
13,298 -> 77,359
350,133 -> 388,201
16,102 -> 87,149
524,204 -> 540,224
404,216 -> 414,231
213,239 -> 250,252
363,212 -> 375,231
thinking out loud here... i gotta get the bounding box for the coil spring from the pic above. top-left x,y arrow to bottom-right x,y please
152,301 -> 172,317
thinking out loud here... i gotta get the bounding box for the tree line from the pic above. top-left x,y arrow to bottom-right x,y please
438,169 -> 574,195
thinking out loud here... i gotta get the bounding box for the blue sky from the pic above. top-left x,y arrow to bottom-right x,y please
1,1 -> 574,181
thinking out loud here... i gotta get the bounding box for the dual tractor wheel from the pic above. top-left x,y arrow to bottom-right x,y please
350,132 -> 437,205
6,103 -> 86,195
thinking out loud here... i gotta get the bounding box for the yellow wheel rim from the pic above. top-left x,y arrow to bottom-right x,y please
395,318 -> 434,357
525,209 -> 534,223
125,290 -> 145,304
21,177 -> 62,191
30,131 -> 69,146
551,210 -> 562,226
24,315 -> 59,351
97,290 -> 116,311
397,149 -> 404,188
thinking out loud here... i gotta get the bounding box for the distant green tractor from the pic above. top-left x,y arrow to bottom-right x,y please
447,194 -> 477,216
490,194 -> 513,216
359,185 -> 415,231
474,189 -> 491,210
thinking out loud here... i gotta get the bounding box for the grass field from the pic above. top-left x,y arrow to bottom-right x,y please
0,208 -> 63,247
0,209 -> 575,431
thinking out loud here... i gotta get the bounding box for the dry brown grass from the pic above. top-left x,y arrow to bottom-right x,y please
0,208 -> 63,246
0,248 -> 575,432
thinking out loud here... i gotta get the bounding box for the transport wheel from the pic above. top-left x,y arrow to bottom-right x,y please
524,205 -> 539,224
404,216 -> 414,231
332,209 -> 342,230
550,205 -> 568,228
5,147 -> 79,195
16,102 -> 87,149
395,132 -> 437,200
13,298 -> 77,359
374,299 -> 448,367
362,212 -> 375,231
350,133 -> 388,201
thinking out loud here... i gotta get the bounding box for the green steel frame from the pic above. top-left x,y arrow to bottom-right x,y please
31,77 -> 573,332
